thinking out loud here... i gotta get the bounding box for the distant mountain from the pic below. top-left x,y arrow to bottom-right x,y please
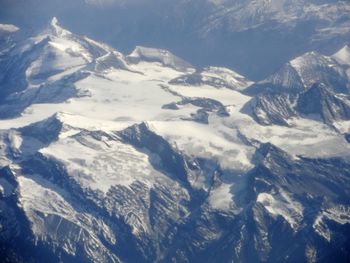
169,66 -> 253,91
1,0 -> 349,80
246,49 -> 350,95
126,46 -> 193,71
243,46 -> 350,127
0,18 -> 350,263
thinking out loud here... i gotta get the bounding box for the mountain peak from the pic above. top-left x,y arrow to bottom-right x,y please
333,44 -> 350,66
50,17 -> 59,27
45,16 -> 70,37
126,45 -> 193,71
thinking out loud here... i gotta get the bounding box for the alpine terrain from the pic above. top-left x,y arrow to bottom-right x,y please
1,0 -> 350,79
0,17 -> 350,263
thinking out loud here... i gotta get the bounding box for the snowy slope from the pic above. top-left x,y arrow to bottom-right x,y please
333,45 -> 350,66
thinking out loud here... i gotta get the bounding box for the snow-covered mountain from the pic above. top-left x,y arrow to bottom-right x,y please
196,0 -> 350,35
0,18 -> 350,263
244,46 -> 350,127
3,0 -> 350,80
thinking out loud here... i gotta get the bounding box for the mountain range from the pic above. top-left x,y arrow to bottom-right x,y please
1,0 -> 349,80
0,16 -> 350,263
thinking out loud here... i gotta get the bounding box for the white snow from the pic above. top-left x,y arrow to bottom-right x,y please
40,131 -> 164,193
150,120 -> 254,172
0,178 -> 14,197
201,66 -> 253,90
17,173 -> 117,259
25,38 -> 90,87
233,116 -> 350,159
1,43 -> 349,165
8,130 -> 23,152
208,183 -> 235,211
257,190 -> 304,230
47,17 -> 71,37
334,120 -> 350,134
290,52 -> 327,88
313,205 -> 350,242
127,46 -> 193,71
333,45 -> 350,66
167,82 -> 251,106
18,174 -> 81,224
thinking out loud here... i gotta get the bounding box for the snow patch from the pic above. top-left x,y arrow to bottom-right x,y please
208,183 -> 234,211
257,190 -> 303,230
0,178 -> 14,197
40,131 -> 164,193
313,205 -> 350,242
8,130 -> 23,155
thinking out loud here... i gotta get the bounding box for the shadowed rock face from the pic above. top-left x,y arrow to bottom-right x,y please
297,83 -> 350,124
245,82 -> 350,127
242,92 -> 297,126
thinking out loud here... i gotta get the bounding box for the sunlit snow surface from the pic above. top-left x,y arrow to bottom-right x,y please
2,59 -> 349,162
40,131 -> 164,193
257,190 -> 303,231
